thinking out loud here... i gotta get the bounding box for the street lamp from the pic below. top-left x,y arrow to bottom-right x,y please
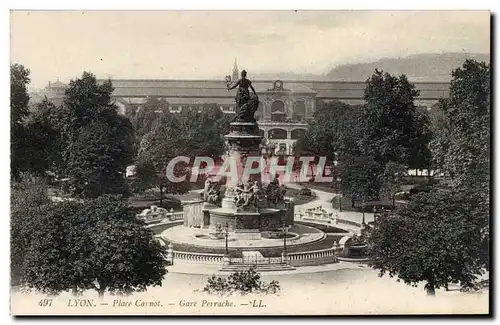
333,159 -> 342,212
224,222 -> 229,255
361,200 -> 366,227
282,222 -> 288,254
336,177 -> 342,212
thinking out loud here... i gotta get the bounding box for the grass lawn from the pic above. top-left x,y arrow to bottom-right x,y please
171,191 -> 204,202
285,187 -> 317,205
330,195 -> 403,213
294,182 -> 337,193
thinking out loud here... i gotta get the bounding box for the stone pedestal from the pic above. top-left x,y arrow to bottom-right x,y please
207,119 -> 290,237
281,251 -> 289,263
166,243 -> 174,265
234,229 -> 262,240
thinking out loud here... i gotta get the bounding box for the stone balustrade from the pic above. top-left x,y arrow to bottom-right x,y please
170,211 -> 184,221
288,246 -> 336,261
294,211 -> 362,229
138,207 -> 184,224
167,244 -> 339,267
172,251 -> 224,264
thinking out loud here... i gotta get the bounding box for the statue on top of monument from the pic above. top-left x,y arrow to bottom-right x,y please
227,70 -> 259,123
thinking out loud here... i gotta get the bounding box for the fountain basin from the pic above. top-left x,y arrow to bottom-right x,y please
209,207 -> 285,231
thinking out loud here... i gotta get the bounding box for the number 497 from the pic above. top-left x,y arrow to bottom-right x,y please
38,298 -> 53,307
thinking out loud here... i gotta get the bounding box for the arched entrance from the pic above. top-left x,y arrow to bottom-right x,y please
290,128 -> 306,140
268,128 -> 288,140
293,101 -> 306,121
271,100 -> 286,122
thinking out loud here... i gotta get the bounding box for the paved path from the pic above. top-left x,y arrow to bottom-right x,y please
286,183 -> 375,226
166,260 -> 370,275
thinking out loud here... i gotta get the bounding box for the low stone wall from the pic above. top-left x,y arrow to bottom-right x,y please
337,257 -> 371,263
172,251 -> 225,264
337,218 -> 361,228
288,247 -> 338,267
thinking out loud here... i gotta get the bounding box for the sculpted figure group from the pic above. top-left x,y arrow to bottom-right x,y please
232,175 -> 286,209
264,175 -> 287,206
203,179 -> 220,204
234,181 -> 261,208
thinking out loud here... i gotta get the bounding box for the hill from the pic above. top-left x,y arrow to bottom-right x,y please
326,52 -> 490,82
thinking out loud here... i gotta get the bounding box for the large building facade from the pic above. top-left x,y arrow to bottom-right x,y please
34,64 -> 450,155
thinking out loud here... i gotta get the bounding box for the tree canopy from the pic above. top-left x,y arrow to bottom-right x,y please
17,194 -> 167,296
134,106 -> 227,198
61,72 -> 135,198
360,70 -> 428,168
368,59 -> 490,295
10,64 -> 31,180
429,59 -> 490,198
368,190 -> 488,295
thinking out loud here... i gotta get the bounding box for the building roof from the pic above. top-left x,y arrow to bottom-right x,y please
104,79 -> 449,100
31,78 -> 451,107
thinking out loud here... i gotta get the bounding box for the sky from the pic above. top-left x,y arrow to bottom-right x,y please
10,10 -> 490,89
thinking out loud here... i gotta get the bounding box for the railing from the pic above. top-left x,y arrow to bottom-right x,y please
229,256 -> 284,265
269,257 -> 283,264
295,212 -> 362,228
288,246 -> 336,261
172,251 -> 224,264
170,211 -> 184,221
168,246 -> 340,266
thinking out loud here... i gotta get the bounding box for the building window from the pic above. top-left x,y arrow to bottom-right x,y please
293,101 -> 306,121
170,105 -> 182,113
268,128 -> 287,140
271,100 -> 286,122
290,129 -> 306,140
271,100 -> 285,113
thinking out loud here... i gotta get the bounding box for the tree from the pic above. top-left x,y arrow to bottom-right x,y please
408,107 -> 433,172
368,190 -> 488,296
429,59 -> 490,272
132,96 -> 170,147
10,64 -> 31,180
341,156 -> 383,206
60,72 -> 135,198
134,114 -> 192,202
20,196 -> 167,297
135,107 -> 226,199
10,173 -> 51,285
23,99 -> 63,178
429,59 -> 490,198
22,201 -> 82,294
66,116 -> 135,198
360,70 -> 426,167
294,100 -> 351,164
380,161 -> 408,207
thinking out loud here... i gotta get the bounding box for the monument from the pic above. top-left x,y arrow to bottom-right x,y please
207,70 -> 292,239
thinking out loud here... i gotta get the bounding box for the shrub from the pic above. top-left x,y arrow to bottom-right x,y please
408,184 -> 433,197
299,187 -> 313,196
202,268 -> 281,296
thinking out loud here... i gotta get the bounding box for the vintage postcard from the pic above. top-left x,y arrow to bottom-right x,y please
9,10 -> 490,316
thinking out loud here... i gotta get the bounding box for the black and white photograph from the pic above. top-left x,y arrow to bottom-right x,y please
8,10 -> 491,315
